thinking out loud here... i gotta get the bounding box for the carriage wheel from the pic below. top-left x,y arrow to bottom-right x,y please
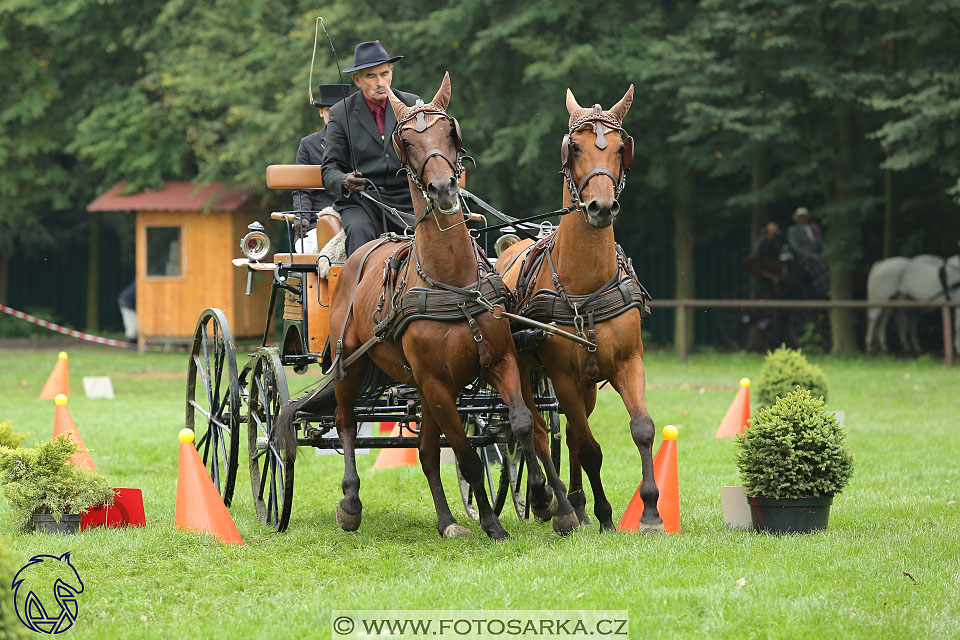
456,415 -> 509,520
246,347 -> 295,532
185,308 -> 240,506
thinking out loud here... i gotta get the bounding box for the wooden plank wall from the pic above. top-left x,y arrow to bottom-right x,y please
136,208 -> 269,342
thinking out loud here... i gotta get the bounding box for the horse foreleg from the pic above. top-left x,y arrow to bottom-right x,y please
418,403 -> 470,538
421,380 -> 509,541
865,307 -> 880,353
507,365 -> 578,535
333,361 -> 366,531
609,357 -> 663,533
485,358 -> 557,518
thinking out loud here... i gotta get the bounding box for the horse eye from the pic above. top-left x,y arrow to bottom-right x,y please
571,142 -> 581,154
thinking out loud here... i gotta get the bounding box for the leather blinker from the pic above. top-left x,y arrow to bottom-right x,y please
621,135 -> 634,170
560,133 -> 571,167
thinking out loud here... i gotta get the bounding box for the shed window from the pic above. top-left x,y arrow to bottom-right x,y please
146,226 -> 182,277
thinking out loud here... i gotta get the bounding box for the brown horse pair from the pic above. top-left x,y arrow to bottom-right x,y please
281,74 -> 661,539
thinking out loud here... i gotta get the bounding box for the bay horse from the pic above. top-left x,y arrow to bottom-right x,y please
497,86 -> 663,532
277,73 -> 576,540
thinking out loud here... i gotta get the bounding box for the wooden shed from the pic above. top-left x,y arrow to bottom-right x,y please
88,181 -> 270,350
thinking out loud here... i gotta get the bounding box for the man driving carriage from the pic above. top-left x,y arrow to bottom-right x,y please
321,40 -> 421,255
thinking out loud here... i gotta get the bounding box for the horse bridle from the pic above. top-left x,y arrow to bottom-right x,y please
391,100 -> 471,218
560,106 -> 634,220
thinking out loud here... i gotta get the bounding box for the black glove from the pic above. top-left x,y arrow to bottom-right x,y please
341,171 -> 366,194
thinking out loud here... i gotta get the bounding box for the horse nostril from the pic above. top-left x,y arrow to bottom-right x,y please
586,200 -> 601,216
426,182 -> 440,197
610,200 -> 621,217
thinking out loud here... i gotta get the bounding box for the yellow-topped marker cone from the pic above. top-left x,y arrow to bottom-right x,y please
617,425 -> 681,534
40,352 -> 70,399
716,377 -> 750,438
52,393 -> 96,471
175,429 -> 243,544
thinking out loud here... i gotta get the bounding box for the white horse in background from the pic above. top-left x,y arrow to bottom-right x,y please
865,254 -> 960,355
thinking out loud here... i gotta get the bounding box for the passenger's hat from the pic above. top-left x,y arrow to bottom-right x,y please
792,206 -> 810,221
314,84 -> 353,107
342,40 -> 402,73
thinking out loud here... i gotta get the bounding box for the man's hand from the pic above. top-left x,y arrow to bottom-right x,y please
341,171 -> 366,194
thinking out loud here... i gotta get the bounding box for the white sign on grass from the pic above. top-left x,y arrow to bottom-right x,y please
82,376 -> 114,399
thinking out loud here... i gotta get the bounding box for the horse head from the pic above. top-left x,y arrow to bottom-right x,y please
387,72 -> 463,216
563,85 -> 634,228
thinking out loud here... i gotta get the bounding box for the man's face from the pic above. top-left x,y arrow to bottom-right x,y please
318,106 -> 331,123
353,63 -> 393,103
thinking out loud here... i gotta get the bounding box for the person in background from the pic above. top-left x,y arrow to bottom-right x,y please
292,83 -> 352,253
321,40 -> 420,255
787,206 -> 830,298
117,280 -> 136,341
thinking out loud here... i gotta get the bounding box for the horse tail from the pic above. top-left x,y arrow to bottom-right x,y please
272,381 -> 340,461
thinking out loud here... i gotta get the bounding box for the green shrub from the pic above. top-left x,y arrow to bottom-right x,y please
735,387 -> 853,499
0,436 -> 113,533
0,422 -> 28,449
755,345 -> 828,408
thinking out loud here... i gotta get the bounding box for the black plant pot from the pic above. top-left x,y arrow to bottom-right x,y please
747,496 -> 832,534
33,513 -> 81,534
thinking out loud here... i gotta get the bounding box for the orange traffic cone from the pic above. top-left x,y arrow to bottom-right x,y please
40,351 -> 69,399
715,377 -> 750,438
53,394 -> 96,472
174,429 -> 243,544
372,423 -> 418,470
379,421 -> 396,434
617,425 -> 680,534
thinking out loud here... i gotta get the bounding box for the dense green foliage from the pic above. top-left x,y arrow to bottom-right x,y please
0,422 -> 28,449
736,387 -> 854,498
0,436 -> 113,532
3,0 -> 959,349
755,345 -> 828,407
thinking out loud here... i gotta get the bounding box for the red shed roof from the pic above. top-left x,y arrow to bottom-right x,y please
87,181 -> 250,212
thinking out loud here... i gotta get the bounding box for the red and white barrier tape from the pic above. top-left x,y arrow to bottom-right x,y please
1,303 -> 135,349
0,303 -> 262,353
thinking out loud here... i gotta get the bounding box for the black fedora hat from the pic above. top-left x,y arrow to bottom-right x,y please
342,40 -> 402,73
314,83 -> 353,107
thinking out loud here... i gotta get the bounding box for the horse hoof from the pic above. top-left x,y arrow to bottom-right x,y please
336,505 -> 362,531
552,511 -> 580,536
442,523 -> 472,538
532,491 -> 559,522
575,509 -> 592,526
489,529 -> 511,542
638,521 -> 665,534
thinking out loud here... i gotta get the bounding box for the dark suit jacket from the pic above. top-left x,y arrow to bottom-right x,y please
321,88 -> 420,207
293,127 -> 335,216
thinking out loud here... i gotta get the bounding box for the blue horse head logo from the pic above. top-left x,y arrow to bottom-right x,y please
12,552 -> 84,634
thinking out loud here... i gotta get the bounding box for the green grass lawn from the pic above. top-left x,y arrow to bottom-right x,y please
1,345 -> 958,639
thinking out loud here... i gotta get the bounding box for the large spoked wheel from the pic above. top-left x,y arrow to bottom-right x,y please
247,347 -> 295,532
186,308 -> 241,506
457,415 -> 508,520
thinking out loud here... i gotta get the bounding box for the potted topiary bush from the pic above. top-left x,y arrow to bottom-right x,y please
0,436 -> 113,534
734,387 -> 853,534
754,345 -> 828,409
